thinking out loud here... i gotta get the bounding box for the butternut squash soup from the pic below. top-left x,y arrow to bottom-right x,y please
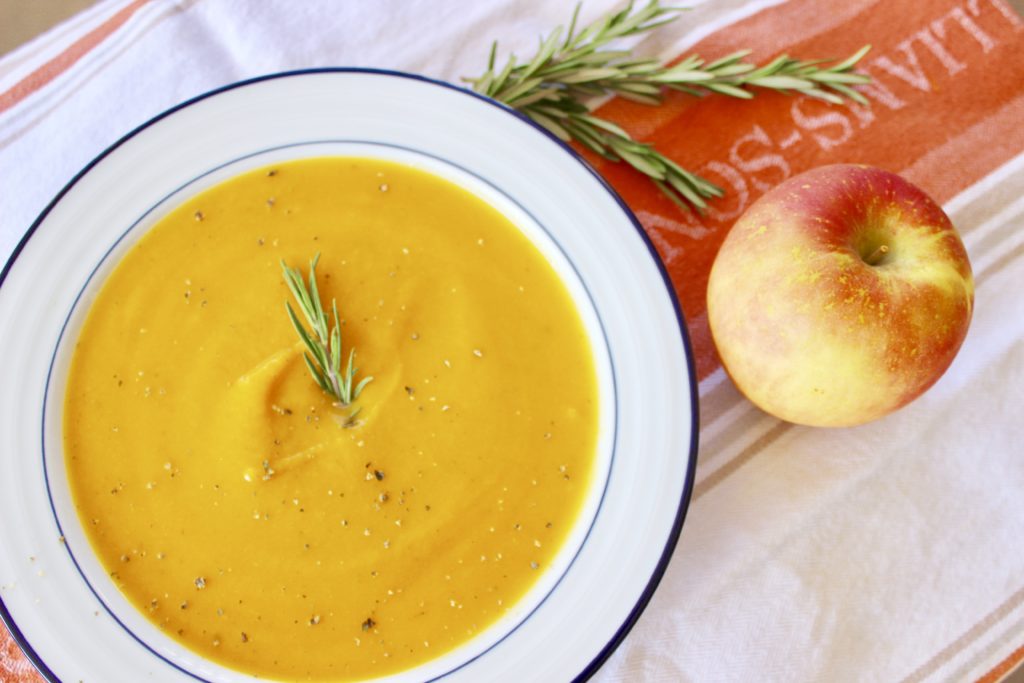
63,157 -> 599,680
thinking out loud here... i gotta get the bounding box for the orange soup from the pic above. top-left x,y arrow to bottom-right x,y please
63,157 -> 598,680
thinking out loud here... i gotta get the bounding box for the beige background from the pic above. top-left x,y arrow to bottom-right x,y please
0,0 -> 1023,682
0,0 -> 96,55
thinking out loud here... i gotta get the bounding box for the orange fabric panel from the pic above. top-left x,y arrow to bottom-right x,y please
586,0 -> 1024,380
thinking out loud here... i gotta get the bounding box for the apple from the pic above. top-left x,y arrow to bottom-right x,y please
706,164 -> 974,427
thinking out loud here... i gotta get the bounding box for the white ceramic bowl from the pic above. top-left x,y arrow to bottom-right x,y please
0,69 -> 698,682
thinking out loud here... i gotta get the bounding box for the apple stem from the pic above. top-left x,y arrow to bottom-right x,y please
865,244 -> 889,266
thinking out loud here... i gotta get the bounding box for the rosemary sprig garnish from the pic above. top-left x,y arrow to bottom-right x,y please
465,1 -> 871,212
281,254 -> 372,415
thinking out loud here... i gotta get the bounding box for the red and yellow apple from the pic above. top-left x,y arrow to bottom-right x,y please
706,164 -> 974,427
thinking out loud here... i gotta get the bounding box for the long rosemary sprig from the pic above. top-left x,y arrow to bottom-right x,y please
281,254 -> 372,413
466,1 -> 871,212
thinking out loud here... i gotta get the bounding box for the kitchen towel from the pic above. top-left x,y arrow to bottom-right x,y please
1,0 -> 1022,681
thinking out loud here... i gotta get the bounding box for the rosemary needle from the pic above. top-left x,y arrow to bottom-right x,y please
281,254 -> 372,415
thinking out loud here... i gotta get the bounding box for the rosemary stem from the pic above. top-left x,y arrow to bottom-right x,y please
281,255 -> 372,415
466,1 -> 870,212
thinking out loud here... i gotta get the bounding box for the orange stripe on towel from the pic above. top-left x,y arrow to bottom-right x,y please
976,645 -> 1024,683
0,0 -> 150,115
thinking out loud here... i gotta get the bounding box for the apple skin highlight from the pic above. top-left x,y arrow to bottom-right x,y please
706,164 -> 974,428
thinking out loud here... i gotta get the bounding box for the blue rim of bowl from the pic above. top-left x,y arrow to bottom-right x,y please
0,67 -> 700,683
